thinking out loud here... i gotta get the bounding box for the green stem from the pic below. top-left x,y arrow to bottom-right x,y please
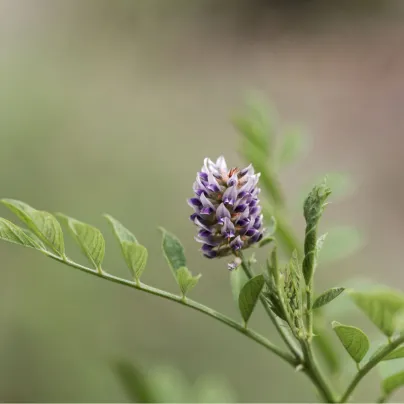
239,253 -> 302,361
45,252 -> 297,367
339,335 -> 404,403
239,254 -> 335,402
302,340 -> 337,403
306,287 -> 313,340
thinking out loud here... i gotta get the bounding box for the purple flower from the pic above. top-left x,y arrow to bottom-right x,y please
188,156 -> 265,259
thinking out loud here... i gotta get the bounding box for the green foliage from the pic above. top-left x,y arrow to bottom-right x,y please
122,242 -> 148,282
302,182 -> 331,285
382,370 -> 404,397
104,214 -> 138,244
104,214 -> 147,281
263,248 -> 303,332
160,227 -> 187,276
313,288 -> 345,310
1,199 -> 65,256
238,274 -> 265,325
57,214 -> 105,271
382,347 -> 404,361
176,267 -> 201,298
0,218 -> 43,250
112,360 -> 156,403
258,236 -> 274,248
349,290 -> 404,337
230,267 -> 249,302
332,321 -> 369,363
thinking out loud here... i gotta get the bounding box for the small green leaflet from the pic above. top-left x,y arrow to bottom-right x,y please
349,290 -> 404,337
238,274 -> 265,325
104,214 -> 138,244
159,227 -> 186,276
1,199 -> 64,256
259,236 -> 274,248
382,370 -> 404,396
57,214 -> 105,270
103,215 -> 148,281
230,267 -> 249,302
382,347 -> 404,361
332,321 -> 369,363
313,288 -> 345,310
176,267 -> 201,297
0,218 -> 43,250
122,242 -> 148,281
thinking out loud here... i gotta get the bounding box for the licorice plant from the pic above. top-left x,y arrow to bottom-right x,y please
1,102 -> 404,403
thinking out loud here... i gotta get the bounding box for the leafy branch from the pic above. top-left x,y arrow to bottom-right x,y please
2,101 -> 404,403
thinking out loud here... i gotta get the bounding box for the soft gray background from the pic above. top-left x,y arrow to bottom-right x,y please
1,0 -> 404,402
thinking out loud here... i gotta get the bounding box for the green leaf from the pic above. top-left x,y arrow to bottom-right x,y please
383,347 -> 404,361
349,290 -> 404,337
1,199 -> 65,256
313,288 -> 345,310
230,267 -> 249,302
394,309 -> 404,331
57,214 -> 105,270
103,214 -> 138,244
0,218 -> 43,250
332,321 -> 369,363
238,274 -> 265,325
258,236 -> 274,248
159,227 -> 186,276
279,126 -> 306,166
112,360 -> 156,403
122,242 -> 148,281
104,214 -> 147,278
22,228 -> 47,250
320,226 -> 365,264
176,267 -> 201,297
382,370 -> 404,396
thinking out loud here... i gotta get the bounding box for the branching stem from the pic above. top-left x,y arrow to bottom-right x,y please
45,252 -> 297,367
339,335 -> 404,403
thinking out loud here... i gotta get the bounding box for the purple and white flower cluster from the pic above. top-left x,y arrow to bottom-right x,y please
188,156 -> 264,259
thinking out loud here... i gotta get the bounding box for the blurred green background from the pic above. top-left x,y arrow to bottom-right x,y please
2,0 -> 404,402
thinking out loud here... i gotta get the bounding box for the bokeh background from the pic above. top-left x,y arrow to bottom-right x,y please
2,0 -> 404,402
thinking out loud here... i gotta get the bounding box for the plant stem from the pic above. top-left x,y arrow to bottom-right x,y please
339,335 -> 404,403
306,287 -> 314,339
238,253 -> 302,361
239,253 -> 336,402
45,252 -> 297,367
302,340 -> 337,403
